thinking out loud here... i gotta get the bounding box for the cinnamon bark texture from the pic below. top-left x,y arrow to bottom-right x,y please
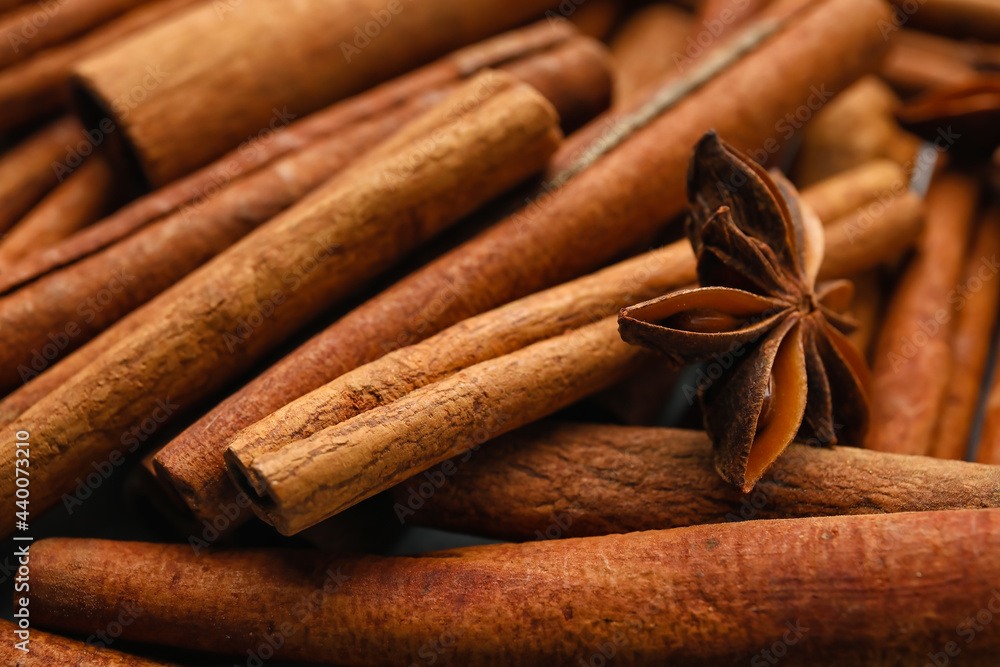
793,76 -> 921,187
155,0 -> 893,524
0,116 -> 81,236
159,159 -> 911,527
394,422 -> 1000,539
227,180 -> 919,536
0,0 -> 203,132
0,0 -> 151,69
0,152 -> 116,267
798,159 -> 907,226
893,0 -> 1000,41
71,0 -> 558,185
0,620 -> 176,666
0,32 -> 608,395
931,207 -> 1000,460
30,511 -> 1000,665
609,4 -> 692,105
0,21 -> 608,293
866,171 -> 980,456
0,73 -> 562,538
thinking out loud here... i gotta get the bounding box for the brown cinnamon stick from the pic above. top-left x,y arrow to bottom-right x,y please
891,0 -> 1000,42
30,511 -> 1000,664
866,171 -> 980,456
0,115 -> 81,235
0,31 -> 608,396
72,0 -> 558,186
797,159 -> 907,225
0,151 -> 115,267
0,0 -> 203,133
0,73 -> 562,538
609,3 -> 692,105
0,20 -> 606,294
156,0 -> 893,524
879,31 -> 980,98
227,192 -> 926,535
0,0 -> 150,69
0,619 -> 176,666
932,207 -> 1000,460
393,422 -> 1000,539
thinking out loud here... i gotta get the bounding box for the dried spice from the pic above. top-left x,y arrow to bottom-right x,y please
619,132 -> 871,491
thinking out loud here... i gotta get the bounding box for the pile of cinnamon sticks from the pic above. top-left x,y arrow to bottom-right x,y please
3,0 -> 1000,665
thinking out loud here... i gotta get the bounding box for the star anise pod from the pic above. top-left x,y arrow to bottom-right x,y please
618,131 -> 871,492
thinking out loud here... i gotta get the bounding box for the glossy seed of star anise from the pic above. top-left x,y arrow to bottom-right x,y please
618,131 -> 871,492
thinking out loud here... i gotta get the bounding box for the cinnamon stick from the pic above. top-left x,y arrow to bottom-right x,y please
978,358 -> 1000,466
0,620 -> 175,666
0,151 -> 115,267
797,159 -> 907,226
793,76 -> 921,187
879,31 -> 980,98
0,73 -> 562,537
931,207 -> 1000,460
156,161 -> 914,527
0,32 -> 608,396
228,194 -> 926,535
0,20 -> 606,293
0,0 -> 203,133
72,0 -> 559,186
892,0 -> 1000,42
0,0 -> 151,69
30,511 -> 1000,664
0,115 -> 81,235
393,422 -> 1000,539
156,0 -> 893,524
866,171 -> 980,456
609,4 -> 692,105
846,269 -> 883,360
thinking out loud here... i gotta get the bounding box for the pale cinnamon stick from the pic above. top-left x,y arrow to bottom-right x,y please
393,422 -> 1000,539
31,511 -> 1000,664
932,207 -> 1000,460
228,193 -> 925,535
0,0 -> 151,69
156,0 -> 893,524
0,0 -> 203,133
0,32 -> 608,396
798,159 -> 907,226
0,151 -> 115,267
0,73 -> 563,538
0,115 -> 81,235
0,21 -> 606,294
0,619 -> 176,666
866,171 -> 980,456
609,4 -> 692,105
72,0 -> 559,186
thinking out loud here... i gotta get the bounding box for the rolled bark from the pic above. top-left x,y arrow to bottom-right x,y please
0,73 -> 563,537
0,115 -> 81,236
879,33 -> 980,98
793,76 -> 921,187
228,194 -> 920,536
0,0 -> 151,69
0,0 -> 203,133
30,510 -> 1000,665
393,422 -> 1000,539
157,164 -> 910,526
155,0 -> 892,525
798,159 -> 907,226
0,151 -> 115,267
0,31 -> 608,396
71,0 -> 558,186
609,4 -> 692,105
866,171 -> 980,456
932,207 -> 1000,460
846,269 -> 883,360
0,619 -> 176,666
0,20 -> 606,294
892,0 -> 1000,42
